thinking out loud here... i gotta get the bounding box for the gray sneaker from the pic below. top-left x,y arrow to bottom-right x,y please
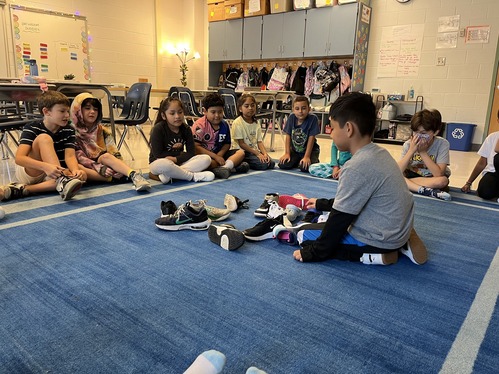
56,176 -> 83,201
212,167 -> 231,179
131,170 -> 151,191
0,183 -> 28,201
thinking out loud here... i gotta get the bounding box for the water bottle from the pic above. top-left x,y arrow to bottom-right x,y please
408,86 -> 415,100
29,59 -> 39,76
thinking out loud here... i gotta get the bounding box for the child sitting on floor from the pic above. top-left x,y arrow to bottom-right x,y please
291,92 -> 427,266
309,140 -> 351,179
192,93 -> 248,179
148,97 -> 214,184
1,91 -> 85,201
278,96 -> 320,172
397,109 -> 451,201
70,93 -> 151,191
231,93 -> 275,170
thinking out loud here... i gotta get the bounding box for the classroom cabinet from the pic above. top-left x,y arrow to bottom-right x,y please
261,11 -> 306,59
209,19 -> 243,61
304,3 -> 358,57
242,16 -> 263,60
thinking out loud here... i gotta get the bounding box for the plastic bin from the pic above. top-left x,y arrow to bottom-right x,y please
446,123 -> 476,151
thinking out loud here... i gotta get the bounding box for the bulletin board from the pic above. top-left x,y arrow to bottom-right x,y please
9,5 -> 90,81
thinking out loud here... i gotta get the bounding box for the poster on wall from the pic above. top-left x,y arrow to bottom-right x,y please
10,5 -> 90,81
377,24 -> 424,78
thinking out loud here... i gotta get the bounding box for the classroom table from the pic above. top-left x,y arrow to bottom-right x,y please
47,81 -> 117,141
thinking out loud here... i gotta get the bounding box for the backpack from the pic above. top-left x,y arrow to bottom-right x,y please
224,71 -> 239,89
236,71 -> 249,91
248,67 -> 260,87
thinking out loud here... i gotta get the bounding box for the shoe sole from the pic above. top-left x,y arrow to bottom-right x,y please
208,225 -> 245,250
254,211 -> 268,217
155,219 -> 211,231
135,184 -> 151,191
61,180 -> 83,201
401,228 -> 428,265
243,231 -> 275,241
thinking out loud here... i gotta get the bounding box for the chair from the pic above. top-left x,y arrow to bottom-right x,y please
102,82 -> 152,159
168,86 -> 203,125
218,88 -> 239,121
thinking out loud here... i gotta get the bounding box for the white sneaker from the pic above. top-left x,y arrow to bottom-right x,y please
400,228 -> 428,265
360,252 -> 398,265
266,201 -> 285,219
131,171 -> 151,191
158,174 -> 172,184
193,171 -> 215,182
56,176 -> 83,201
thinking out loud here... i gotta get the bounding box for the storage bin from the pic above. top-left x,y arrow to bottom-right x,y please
316,0 -> 337,7
446,123 -> 476,151
270,0 -> 293,13
208,1 -> 225,22
225,0 -> 244,19
293,0 -> 315,10
244,0 -> 270,17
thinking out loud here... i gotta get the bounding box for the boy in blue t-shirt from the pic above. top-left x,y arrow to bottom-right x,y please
278,96 -> 320,172
192,93 -> 246,179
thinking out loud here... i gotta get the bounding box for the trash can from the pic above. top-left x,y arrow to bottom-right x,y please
446,123 -> 476,151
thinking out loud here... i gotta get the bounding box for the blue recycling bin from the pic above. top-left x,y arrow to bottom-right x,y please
446,123 -> 476,151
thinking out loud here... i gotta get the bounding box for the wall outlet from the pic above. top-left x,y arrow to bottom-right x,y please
437,57 -> 446,66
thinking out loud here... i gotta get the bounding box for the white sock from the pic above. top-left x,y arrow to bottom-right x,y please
223,160 -> 234,170
184,350 -> 226,374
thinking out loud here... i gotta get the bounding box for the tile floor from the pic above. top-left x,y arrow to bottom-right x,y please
1,123 -> 481,189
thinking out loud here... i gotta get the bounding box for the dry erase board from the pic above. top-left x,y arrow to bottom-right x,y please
10,5 -> 91,81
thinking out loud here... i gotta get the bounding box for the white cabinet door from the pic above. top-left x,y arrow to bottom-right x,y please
209,20 -> 243,61
243,17 -> 262,60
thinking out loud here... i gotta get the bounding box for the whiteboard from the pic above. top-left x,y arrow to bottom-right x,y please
9,5 -> 91,81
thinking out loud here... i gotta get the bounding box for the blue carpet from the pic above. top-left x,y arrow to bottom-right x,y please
0,170 -> 498,373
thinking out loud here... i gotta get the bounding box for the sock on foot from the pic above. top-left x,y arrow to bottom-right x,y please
223,160 -> 234,170
184,350 -> 226,374
418,186 -> 451,200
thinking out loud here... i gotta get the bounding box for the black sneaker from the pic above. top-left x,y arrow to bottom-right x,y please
208,224 -> 245,250
212,167 -> 231,179
160,200 -> 177,217
234,161 -> 250,173
56,176 -> 83,201
242,216 -> 283,241
155,201 -> 211,231
0,183 -> 28,201
254,193 -> 279,217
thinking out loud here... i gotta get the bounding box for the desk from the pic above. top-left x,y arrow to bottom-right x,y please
47,81 -> 116,141
246,90 -> 295,151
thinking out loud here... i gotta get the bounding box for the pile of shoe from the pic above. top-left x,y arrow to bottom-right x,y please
155,200 -> 211,231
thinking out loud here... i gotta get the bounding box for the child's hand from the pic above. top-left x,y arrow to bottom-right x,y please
293,249 -> 303,262
299,156 -> 311,170
408,135 -> 420,154
69,169 -> 86,181
461,182 -> 472,193
214,155 -> 225,166
45,164 -> 66,180
305,198 -> 317,210
279,153 -> 290,164
332,166 -> 341,179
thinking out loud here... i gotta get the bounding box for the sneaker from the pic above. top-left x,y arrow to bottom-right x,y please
160,200 -> 177,217
276,231 -> 298,246
149,172 -> 171,184
302,209 -> 322,223
192,171 -> 215,182
0,183 -> 29,201
272,221 -> 310,238
234,161 -> 250,173
284,204 -> 301,222
400,228 -> 428,265
360,251 -> 398,265
266,201 -> 285,219
418,187 -> 451,201
208,224 -> 245,250
203,204 -> 231,222
131,170 -> 151,191
212,167 -> 231,179
224,194 -> 249,212
155,200 -> 211,231
56,176 -> 83,201
243,216 -> 283,241
278,193 -> 309,209
254,193 -> 279,217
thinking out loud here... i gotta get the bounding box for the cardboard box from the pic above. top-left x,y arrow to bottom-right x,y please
244,0 -> 270,17
315,0 -> 337,7
270,0 -> 293,13
208,2 -> 225,22
225,0 -> 244,19
293,0 -> 315,10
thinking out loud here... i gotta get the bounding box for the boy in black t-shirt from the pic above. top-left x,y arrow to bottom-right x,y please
0,91 -> 86,201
